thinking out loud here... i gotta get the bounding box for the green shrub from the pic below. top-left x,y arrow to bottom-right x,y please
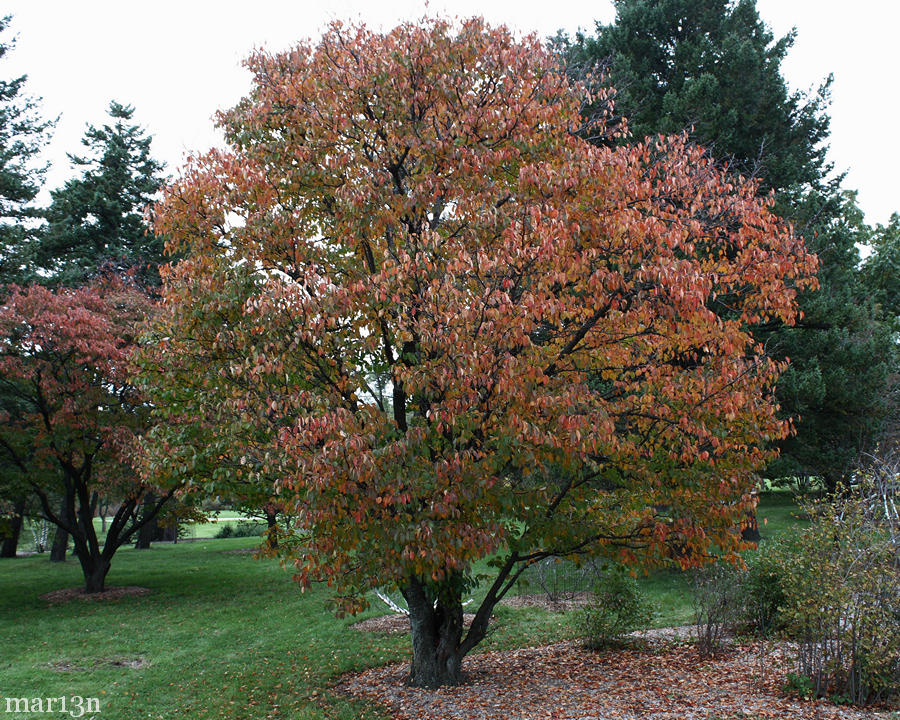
577,565 -> 653,649
740,545 -> 788,637
215,521 -> 265,539
776,489 -> 900,704
783,671 -> 815,700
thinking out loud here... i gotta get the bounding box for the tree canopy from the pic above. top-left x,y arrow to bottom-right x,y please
560,0 -> 898,490
0,280 -> 173,590
560,0 -> 830,193
139,18 -> 816,686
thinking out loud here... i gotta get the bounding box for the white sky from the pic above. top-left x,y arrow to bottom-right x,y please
4,1 -> 899,226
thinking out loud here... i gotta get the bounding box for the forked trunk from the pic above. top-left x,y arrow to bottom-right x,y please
399,556 -> 522,687
80,555 -> 111,594
402,579 -> 465,687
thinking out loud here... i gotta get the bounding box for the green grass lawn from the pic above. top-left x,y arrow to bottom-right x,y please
0,539 -> 582,720
0,493 -> 805,719
755,490 -> 810,539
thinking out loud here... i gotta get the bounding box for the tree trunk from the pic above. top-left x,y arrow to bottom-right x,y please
0,497 -> 26,558
50,497 -> 72,562
134,492 -> 158,549
80,555 -> 111,594
402,579 -> 465,687
265,506 -> 278,550
50,526 -> 69,562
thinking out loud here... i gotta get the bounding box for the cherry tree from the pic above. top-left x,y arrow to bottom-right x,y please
141,18 -> 816,686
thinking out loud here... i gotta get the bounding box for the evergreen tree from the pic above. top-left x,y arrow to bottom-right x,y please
0,15 -> 54,557
29,101 -> 166,286
561,0 -> 830,193
863,214 -> 900,331
0,15 -> 53,287
560,0 -> 898,491
765,189 -> 898,488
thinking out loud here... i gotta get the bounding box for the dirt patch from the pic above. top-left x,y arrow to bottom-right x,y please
340,641 -> 896,719
48,656 -> 149,673
40,586 -> 151,603
499,592 -> 594,612
351,613 -> 489,635
629,625 -> 696,643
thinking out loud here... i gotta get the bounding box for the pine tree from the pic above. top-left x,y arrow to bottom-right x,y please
560,0 -> 830,193
0,15 -> 53,287
30,101 -> 166,286
765,189 -> 898,489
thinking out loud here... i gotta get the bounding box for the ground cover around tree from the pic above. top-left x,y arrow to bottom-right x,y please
342,642 -> 893,720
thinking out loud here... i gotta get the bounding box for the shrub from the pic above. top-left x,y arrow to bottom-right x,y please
578,565 -> 653,649
783,671 -> 815,700
691,563 -> 744,655
215,521 -> 266,539
777,488 -> 900,704
740,545 -> 788,637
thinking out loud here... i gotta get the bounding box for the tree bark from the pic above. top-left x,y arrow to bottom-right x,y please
0,497 -> 26,558
134,492 -> 158,549
402,578 -> 465,687
264,505 -> 278,550
80,554 -> 111,593
50,498 -> 72,562
50,526 -> 69,561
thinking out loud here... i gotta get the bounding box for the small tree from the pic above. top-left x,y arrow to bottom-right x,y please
143,18 -> 816,686
0,281 -> 175,592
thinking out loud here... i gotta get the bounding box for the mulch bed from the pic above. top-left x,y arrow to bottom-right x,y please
339,641 -> 896,719
351,613 -> 483,634
40,586 -> 150,603
499,592 -> 594,612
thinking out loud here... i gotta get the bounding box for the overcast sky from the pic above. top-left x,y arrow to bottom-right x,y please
5,1 -> 899,226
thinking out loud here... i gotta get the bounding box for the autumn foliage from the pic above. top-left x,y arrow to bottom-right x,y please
0,281 -> 169,592
141,18 -> 816,686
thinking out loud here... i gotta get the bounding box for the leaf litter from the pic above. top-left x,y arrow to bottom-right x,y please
339,640 -> 897,719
